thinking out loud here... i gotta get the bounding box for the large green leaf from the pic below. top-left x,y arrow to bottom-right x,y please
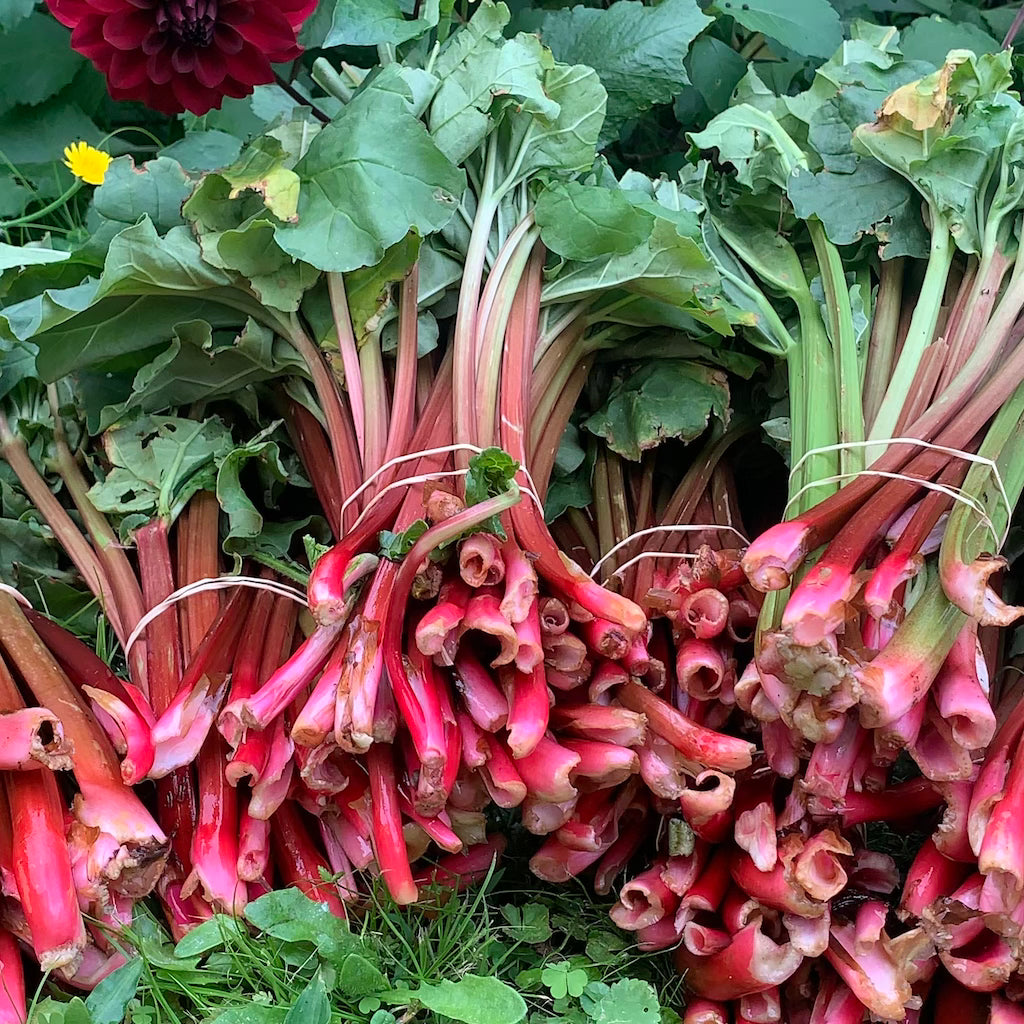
84,959 -> 144,1024
0,244 -> 70,270
899,17 -> 1000,66
542,218 -> 727,333
787,162 -> 929,258
0,13 -> 84,116
275,83 -> 464,273
96,318 -> 305,430
87,414 -> 235,528
302,0 -> 438,48
429,30 -> 558,163
160,130 -> 244,173
97,220 -> 236,297
535,181 -> 654,260
345,232 -> 421,346
93,156 -> 192,234
584,361 -> 730,461
710,0 -> 841,59
510,62 -> 606,180
34,294 -> 243,382
539,0 -> 712,141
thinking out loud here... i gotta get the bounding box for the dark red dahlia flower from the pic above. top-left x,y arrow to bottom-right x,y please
45,0 -> 316,116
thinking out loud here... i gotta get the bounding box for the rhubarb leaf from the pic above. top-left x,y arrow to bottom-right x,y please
301,0 -> 438,48
85,959 -> 144,1024
379,519 -> 430,561
709,0 -> 841,58
275,81 -> 464,273
464,447 -> 520,539
87,414 -> 235,531
539,0 -> 712,142
92,156 -> 192,234
787,163 -> 929,258
428,27 -> 559,164
535,182 -> 654,260
0,13 -> 83,116
899,17 -> 1000,66
285,974 -> 330,1024
584,362 -> 730,461
384,975 -> 527,1024
216,431 -> 293,556
503,63 -> 606,181
90,317 -> 306,433
0,243 -> 69,270
542,219 -> 727,334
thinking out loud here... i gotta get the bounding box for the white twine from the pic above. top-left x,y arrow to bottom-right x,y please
598,550 -> 698,585
341,443 -> 487,520
589,524 -> 751,582
123,576 -> 307,658
351,446 -> 544,529
786,437 -> 1011,549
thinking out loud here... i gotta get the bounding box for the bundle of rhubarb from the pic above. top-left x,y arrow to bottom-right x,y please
8,2 -> 1024,1021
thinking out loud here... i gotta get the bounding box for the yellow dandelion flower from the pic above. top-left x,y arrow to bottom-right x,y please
62,141 -> 111,186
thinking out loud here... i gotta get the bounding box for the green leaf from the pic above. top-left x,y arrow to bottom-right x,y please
285,975 -> 330,1024
31,997 -> 94,1024
160,130 -> 244,173
34,294 -> 243,384
275,80 -> 464,273
428,29 -> 558,164
379,519 -> 430,561
345,232 -> 422,346
244,887 -> 371,966
591,980 -> 660,1024
0,0 -> 35,31
87,414 -> 235,529
207,218 -> 319,312
83,958 -> 143,1024
712,0 -> 841,59
688,35 -> 747,115
900,17 -> 1000,66
465,446 -> 519,537
787,162 -> 929,258
97,220 -> 236,297
534,182 -> 654,261
173,915 -> 246,958
217,433 -> 291,554
539,0 -> 712,142
302,0 -> 438,48
206,1010 -> 287,1024
543,219 -> 727,334
0,243 -> 70,270
219,136 -> 302,223
386,976 -> 527,1024
584,361 -> 730,461
0,13 -> 84,116
500,903 -> 552,943
506,62 -> 606,181
338,953 -> 390,997
92,156 -> 192,234
98,317 -> 304,429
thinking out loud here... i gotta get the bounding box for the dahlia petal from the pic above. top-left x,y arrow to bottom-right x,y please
70,18 -> 113,60
107,48 -> 151,90
103,8 -> 153,49
193,49 -> 228,89
141,28 -> 168,55
280,0 -> 317,30
146,51 -> 175,85
170,72 -> 223,116
234,3 -> 302,61
171,45 -> 196,74
222,44 -> 274,89
212,23 -> 245,56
